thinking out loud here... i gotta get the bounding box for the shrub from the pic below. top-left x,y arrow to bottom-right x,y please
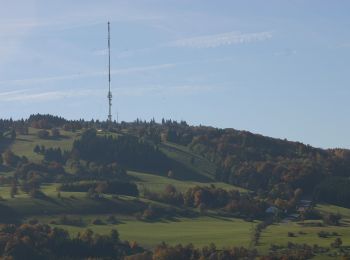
288,232 -> 295,237
51,128 -> 60,138
37,130 -> 50,139
59,215 -> 84,226
323,213 -> 341,226
106,215 -> 118,224
60,180 -> 139,197
28,219 -> 39,225
331,238 -> 342,248
92,218 -> 104,225
29,189 -> 46,199
318,231 -> 330,238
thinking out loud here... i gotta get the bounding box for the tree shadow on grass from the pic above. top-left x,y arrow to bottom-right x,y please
16,138 -> 32,142
40,195 -> 63,206
0,164 -> 13,173
0,138 -> 13,153
0,203 -> 20,224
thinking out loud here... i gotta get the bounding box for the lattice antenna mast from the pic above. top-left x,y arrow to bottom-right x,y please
107,21 -> 112,122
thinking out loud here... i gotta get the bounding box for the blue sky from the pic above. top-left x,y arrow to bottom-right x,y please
0,0 -> 350,148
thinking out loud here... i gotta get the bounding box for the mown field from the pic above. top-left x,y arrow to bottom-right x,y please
129,171 -> 248,194
33,214 -> 255,248
10,127 -> 78,162
257,204 -> 350,259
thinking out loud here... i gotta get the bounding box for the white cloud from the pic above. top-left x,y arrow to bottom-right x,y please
0,63 -> 176,86
170,31 -> 272,48
0,83 -> 218,102
0,89 -> 98,102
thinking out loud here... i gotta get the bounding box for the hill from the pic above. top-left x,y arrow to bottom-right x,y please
1,114 -> 350,259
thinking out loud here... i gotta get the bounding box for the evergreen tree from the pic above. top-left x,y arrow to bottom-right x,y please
33,145 -> 40,154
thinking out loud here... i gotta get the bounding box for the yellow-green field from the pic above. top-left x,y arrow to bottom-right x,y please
258,221 -> 350,250
10,128 -> 78,162
258,204 -> 350,257
130,171 -> 248,193
37,215 -> 256,248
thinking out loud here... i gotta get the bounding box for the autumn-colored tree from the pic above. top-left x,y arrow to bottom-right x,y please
37,129 -> 49,139
3,150 -> 19,167
95,182 -> 108,194
331,237 -> 342,248
51,128 -> 60,138
274,198 -> 288,210
164,184 -> 177,195
323,213 -> 341,226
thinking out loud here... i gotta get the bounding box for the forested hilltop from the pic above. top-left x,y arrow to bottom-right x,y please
1,114 -> 349,209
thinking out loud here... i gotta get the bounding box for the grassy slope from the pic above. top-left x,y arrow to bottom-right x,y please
129,171 -> 248,194
258,204 -> 350,257
316,204 -> 350,219
0,128 -> 244,215
36,214 -> 255,248
160,142 -> 216,180
259,221 -> 350,250
10,127 -> 78,162
0,192 -> 144,216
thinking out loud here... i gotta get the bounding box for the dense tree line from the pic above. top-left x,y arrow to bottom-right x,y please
1,150 -> 24,167
313,177 -> 350,208
59,180 -> 139,196
0,223 -> 143,259
180,128 -> 350,203
69,160 -> 127,181
28,114 -> 67,129
126,242 -> 321,260
72,129 -> 170,173
0,223 -> 325,260
149,242 -> 257,260
144,185 -> 268,219
33,145 -> 68,163
13,161 -> 65,197
15,162 -> 66,182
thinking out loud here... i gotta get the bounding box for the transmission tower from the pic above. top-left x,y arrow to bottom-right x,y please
107,21 -> 112,122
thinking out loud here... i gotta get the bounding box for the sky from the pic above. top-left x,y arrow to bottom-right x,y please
0,0 -> 349,149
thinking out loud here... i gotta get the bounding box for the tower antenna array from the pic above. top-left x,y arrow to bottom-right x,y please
107,21 -> 112,122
